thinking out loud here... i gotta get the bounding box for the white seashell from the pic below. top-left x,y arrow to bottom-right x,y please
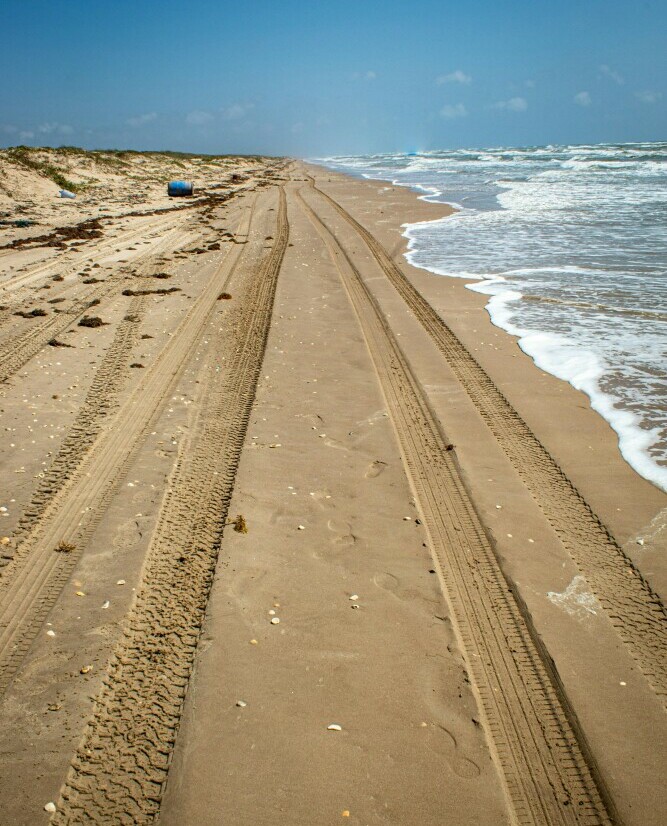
297,525 -> 305,530
236,700 -> 247,708
46,629 -> 56,637
116,579 -> 126,585
349,595 -> 358,601
327,724 -> 342,731
268,609 -> 276,615
102,600 -> 110,609
271,617 -> 280,625
44,802 -> 57,813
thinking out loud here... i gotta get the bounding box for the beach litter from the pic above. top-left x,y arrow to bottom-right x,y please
59,189 -> 76,199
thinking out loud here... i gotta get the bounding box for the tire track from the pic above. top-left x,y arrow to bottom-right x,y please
0,211 -> 202,386
304,175 -> 667,703
52,188 -> 289,824
0,212 -> 182,295
0,196 -> 258,697
0,276 -> 126,385
297,188 -> 615,826
0,294 -> 147,573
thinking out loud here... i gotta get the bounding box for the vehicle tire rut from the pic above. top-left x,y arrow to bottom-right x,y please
305,175 -> 667,704
297,186 -> 615,826
0,196 -> 258,697
51,188 -> 288,824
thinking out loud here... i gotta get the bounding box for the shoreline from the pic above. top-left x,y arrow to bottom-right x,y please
314,159 -> 667,494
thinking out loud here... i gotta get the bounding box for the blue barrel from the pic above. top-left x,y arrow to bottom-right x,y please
167,180 -> 194,197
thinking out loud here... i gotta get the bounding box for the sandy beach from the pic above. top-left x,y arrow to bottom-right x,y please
0,152 -> 665,825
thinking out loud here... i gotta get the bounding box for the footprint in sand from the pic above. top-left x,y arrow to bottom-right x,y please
365,460 -> 387,479
226,566 -> 268,605
326,518 -> 356,547
373,571 -> 400,594
422,724 -> 481,779
112,518 -> 142,550
309,489 -> 333,508
419,662 -> 481,779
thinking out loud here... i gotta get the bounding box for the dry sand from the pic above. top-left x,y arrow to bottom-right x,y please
0,154 -> 664,825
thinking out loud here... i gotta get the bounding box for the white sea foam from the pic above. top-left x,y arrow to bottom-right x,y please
316,143 -> 667,491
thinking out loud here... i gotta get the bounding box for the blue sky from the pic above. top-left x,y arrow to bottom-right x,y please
1,0 -> 664,155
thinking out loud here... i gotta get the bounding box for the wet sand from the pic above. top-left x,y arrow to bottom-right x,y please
0,158 -> 665,825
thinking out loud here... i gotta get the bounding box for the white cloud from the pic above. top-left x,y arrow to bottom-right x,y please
436,69 -> 472,85
574,91 -> 592,106
126,112 -> 157,127
221,103 -> 254,121
492,96 -> 528,112
19,131 -> 35,140
599,64 -> 624,85
186,110 -> 213,126
440,103 -> 468,119
635,90 -> 662,104
351,70 -> 378,81
37,122 -> 74,135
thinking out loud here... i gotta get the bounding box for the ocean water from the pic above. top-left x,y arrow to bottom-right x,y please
315,143 -> 667,491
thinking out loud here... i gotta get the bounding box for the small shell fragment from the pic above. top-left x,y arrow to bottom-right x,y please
236,700 -> 247,708
75,591 -> 86,597
327,723 -> 342,731
80,665 -> 93,674
297,525 -> 305,531
101,600 -> 110,609
250,639 -> 258,645
46,629 -> 56,637
349,595 -> 358,601
271,617 -> 280,625
116,579 -> 126,585
44,801 -> 57,813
